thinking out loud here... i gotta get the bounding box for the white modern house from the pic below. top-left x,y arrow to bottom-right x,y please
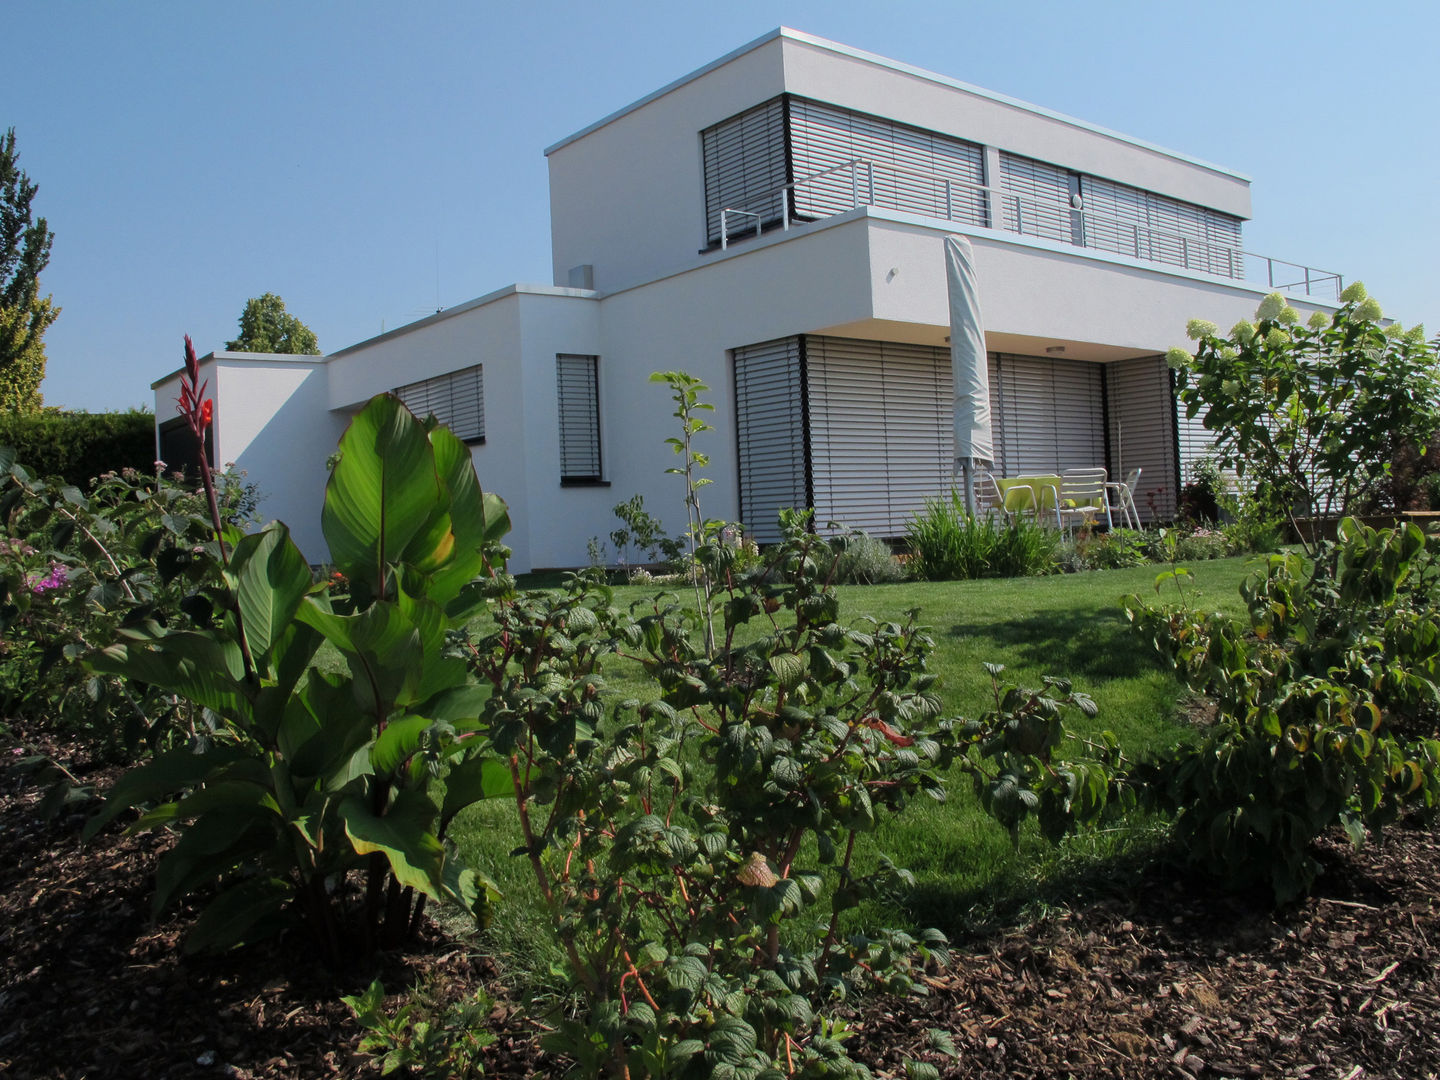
154,28 -> 1344,573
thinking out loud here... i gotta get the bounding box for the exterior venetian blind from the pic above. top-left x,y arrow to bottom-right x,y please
1082,176 -> 1243,278
557,354 -> 601,481
394,364 -> 484,443
700,97 -> 788,246
733,337 -> 808,544
998,154 -> 1074,243
789,98 -> 986,225
990,354 -> 1104,476
806,336 -> 953,537
1105,355 -> 1179,521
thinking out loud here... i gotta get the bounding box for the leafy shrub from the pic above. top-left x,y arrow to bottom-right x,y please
831,529 -> 905,584
1167,527 -> 1230,562
0,455 -> 252,755
0,409 -> 156,488
343,980 -> 496,1078
610,493 -> 684,570
460,510 -> 962,1077
1171,285 -> 1440,526
907,493 -> 1057,580
1179,454 -> 1226,523
85,390 -> 512,961
1122,520 -> 1440,899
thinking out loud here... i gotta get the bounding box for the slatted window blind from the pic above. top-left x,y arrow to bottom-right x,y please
733,337 -> 808,543
806,337 -> 954,537
1000,153 -> 1243,277
557,354 -> 602,481
1081,176 -> 1243,278
1105,355 -> 1179,521
998,154 -> 1074,243
989,354 -> 1105,476
394,364 -> 485,443
788,98 -> 986,225
700,98 -> 788,246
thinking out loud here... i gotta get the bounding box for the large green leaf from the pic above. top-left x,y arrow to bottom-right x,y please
89,631 -> 253,723
183,877 -> 294,955
322,395 -> 444,598
371,715 -> 430,777
154,812 -> 278,915
82,745 -> 247,841
225,522 -> 312,668
339,790 -> 445,898
416,423 -> 509,603
439,754 -> 513,831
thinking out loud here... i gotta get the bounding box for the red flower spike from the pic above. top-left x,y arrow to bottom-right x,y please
201,399 -> 213,428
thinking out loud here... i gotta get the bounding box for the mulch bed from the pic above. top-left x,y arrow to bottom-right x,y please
3,732 -> 1438,1079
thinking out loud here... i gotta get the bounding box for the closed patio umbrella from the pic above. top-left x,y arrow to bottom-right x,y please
946,234 -> 992,513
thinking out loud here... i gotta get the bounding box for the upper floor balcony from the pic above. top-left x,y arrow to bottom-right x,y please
713,153 -> 1343,301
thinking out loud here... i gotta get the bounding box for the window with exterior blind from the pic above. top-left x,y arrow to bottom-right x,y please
394,364 -> 484,443
788,98 -> 987,226
806,336 -> 954,537
731,337 -> 1180,539
999,151 -> 1244,277
700,97 -> 788,246
988,353 -> 1105,477
733,337 -> 808,543
1105,355 -> 1179,521
557,354 -> 602,482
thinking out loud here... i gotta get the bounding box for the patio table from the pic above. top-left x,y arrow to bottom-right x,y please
996,475 -> 1061,519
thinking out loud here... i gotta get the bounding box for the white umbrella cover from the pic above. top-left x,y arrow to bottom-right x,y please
946,234 -> 992,512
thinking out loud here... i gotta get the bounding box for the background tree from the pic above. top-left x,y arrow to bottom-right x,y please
0,128 -> 58,412
225,292 -> 320,354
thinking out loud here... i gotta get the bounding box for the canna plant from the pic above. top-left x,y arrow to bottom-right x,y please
83,339 -> 511,961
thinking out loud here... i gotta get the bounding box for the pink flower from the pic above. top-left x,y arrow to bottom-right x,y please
29,562 -> 68,594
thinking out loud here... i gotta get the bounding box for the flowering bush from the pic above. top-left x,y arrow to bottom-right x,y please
0,448 -> 254,756
1171,285 -> 1440,535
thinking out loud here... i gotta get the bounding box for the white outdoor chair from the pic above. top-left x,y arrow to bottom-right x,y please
973,471 -> 1013,522
1057,468 -> 1114,532
1106,467 -> 1143,530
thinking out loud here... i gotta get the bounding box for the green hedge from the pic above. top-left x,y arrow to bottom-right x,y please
0,409 -> 155,488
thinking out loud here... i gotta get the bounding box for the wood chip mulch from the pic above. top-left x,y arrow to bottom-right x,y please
3,732 -> 1438,1079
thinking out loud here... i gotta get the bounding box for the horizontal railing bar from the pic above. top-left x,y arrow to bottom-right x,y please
717,155 -> 1341,297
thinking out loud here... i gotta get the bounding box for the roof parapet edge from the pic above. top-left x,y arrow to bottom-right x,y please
544,27 -> 1249,184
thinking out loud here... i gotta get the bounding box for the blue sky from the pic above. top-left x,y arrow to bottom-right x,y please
8,0 -> 1437,412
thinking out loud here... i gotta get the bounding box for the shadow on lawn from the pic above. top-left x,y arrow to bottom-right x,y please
944,604 -> 1161,681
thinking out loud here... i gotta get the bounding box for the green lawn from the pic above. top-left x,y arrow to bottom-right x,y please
450,554 -> 1262,973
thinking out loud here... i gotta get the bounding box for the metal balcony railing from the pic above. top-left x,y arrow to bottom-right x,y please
719,158 -> 1343,300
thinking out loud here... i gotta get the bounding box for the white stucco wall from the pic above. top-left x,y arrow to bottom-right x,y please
152,352 -> 339,560
546,35 -> 787,294
545,28 -> 1251,297
777,33 -> 1251,218
325,286 -> 602,574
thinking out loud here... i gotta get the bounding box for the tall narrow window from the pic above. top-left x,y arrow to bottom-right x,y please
395,364 -> 485,443
557,354 -> 602,482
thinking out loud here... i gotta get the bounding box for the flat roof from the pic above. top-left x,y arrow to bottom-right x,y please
543,27 -> 1249,183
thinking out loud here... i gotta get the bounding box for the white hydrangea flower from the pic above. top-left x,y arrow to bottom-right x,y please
1356,297 -> 1383,321
1406,324 -> 1427,344
1339,281 -> 1368,303
1265,327 -> 1290,348
1277,305 -> 1300,325
1186,318 -> 1218,340
1255,293 -> 1287,320
1165,347 -> 1192,369
1230,320 -> 1256,343
1307,311 -> 1330,330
